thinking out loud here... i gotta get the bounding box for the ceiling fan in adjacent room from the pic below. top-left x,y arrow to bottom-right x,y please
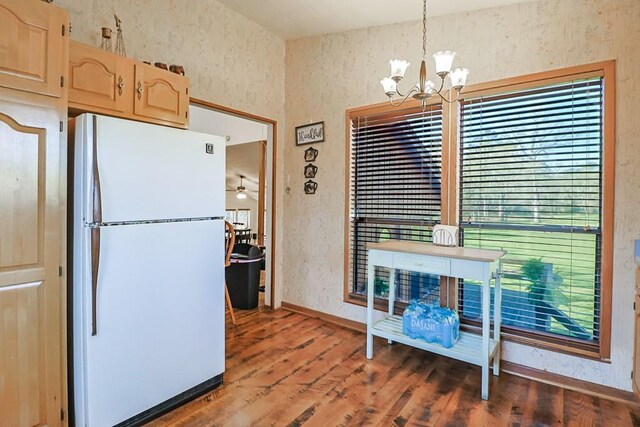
226,175 -> 251,199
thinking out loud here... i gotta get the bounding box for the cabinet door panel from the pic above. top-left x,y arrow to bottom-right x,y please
635,282 -> 640,396
134,64 -> 188,127
0,0 -> 68,97
0,98 -> 62,426
69,41 -> 133,114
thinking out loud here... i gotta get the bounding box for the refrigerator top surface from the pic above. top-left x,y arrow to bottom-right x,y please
77,114 -> 226,223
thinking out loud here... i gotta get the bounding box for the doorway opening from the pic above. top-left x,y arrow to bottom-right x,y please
189,99 -> 277,311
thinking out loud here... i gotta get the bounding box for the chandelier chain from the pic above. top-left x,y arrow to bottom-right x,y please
381,0 -> 468,108
422,0 -> 427,59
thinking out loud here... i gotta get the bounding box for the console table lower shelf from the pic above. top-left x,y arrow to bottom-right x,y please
370,315 -> 500,367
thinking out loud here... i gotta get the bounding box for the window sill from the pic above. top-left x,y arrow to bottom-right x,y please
461,322 -> 609,362
345,292 -> 407,315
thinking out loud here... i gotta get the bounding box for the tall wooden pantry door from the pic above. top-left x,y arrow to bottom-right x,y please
0,0 -> 69,424
634,268 -> 640,397
0,93 -> 64,426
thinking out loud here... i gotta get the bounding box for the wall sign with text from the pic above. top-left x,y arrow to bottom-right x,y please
295,121 -> 325,145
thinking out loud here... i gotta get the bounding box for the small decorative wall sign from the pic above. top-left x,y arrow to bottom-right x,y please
304,146 -> 318,162
296,121 -> 325,145
304,164 -> 318,179
304,180 -> 318,195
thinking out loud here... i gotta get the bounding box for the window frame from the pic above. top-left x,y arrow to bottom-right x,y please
343,97 -> 451,311
343,61 -> 615,359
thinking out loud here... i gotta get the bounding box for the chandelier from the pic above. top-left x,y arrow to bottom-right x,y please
380,0 -> 468,108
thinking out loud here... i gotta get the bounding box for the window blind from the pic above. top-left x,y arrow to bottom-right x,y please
350,105 -> 443,302
458,78 -> 604,345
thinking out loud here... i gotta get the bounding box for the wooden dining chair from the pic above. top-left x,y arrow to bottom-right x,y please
225,220 -> 236,326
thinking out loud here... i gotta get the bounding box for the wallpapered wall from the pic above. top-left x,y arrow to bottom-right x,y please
283,0 -> 640,390
55,0 -> 286,304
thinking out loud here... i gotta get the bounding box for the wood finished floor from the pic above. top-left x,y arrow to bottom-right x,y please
150,307 -> 640,427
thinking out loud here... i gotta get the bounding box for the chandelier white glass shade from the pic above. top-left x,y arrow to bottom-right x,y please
381,0 -> 469,108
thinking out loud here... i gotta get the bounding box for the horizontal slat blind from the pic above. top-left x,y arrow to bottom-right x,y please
458,78 -> 604,345
350,105 -> 443,301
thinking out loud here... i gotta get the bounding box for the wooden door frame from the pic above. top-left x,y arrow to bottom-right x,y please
189,98 -> 278,309
257,140 -> 266,247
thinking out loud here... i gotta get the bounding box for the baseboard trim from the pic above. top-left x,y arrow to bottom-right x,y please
501,361 -> 639,406
282,302 -> 638,406
281,302 -> 366,333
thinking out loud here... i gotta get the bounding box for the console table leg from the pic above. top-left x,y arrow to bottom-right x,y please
493,266 -> 502,376
388,268 -> 396,345
366,261 -> 375,359
481,271 -> 491,400
481,364 -> 489,400
493,343 -> 501,376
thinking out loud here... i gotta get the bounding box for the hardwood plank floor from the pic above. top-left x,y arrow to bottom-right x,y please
150,307 -> 640,427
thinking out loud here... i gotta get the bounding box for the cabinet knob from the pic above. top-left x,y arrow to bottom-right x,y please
136,81 -> 143,100
117,76 -> 125,96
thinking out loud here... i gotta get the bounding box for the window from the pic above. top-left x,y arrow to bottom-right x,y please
225,209 -> 251,229
225,209 -> 236,224
457,74 -> 612,354
344,62 -> 614,357
347,103 -> 443,305
236,209 -> 250,229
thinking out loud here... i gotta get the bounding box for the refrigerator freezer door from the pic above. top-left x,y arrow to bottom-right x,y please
76,114 -> 226,223
73,220 -> 225,426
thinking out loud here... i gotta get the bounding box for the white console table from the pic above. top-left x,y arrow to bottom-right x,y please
366,240 -> 505,400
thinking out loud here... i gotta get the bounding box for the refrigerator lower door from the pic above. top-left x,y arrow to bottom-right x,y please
73,220 -> 225,426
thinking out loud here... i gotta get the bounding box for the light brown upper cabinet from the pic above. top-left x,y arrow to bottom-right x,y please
68,40 -> 133,115
133,63 -> 189,127
0,0 -> 69,98
69,41 -> 189,129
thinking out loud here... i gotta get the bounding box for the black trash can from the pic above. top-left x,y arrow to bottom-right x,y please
226,243 -> 263,309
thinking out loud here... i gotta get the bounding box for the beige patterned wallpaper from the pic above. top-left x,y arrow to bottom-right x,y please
53,0 -> 640,391
55,0 -> 286,304
283,0 -> 640,390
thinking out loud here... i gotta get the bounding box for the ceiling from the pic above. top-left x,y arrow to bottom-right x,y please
226,142 -> 262,201
217,0 -> 536,40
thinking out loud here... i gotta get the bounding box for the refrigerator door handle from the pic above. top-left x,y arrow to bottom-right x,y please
92,114 -> 103,225
91,114 -> 102,336
91,227 -> 101,336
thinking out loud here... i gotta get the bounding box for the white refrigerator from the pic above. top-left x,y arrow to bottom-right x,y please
72,114 -> 226,426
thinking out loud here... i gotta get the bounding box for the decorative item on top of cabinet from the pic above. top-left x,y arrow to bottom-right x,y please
170,65 -> 186,76
0,0 -> 69,97
100,27 -> 113,52
113,13 -> 126,56
68,41 -> 189,129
